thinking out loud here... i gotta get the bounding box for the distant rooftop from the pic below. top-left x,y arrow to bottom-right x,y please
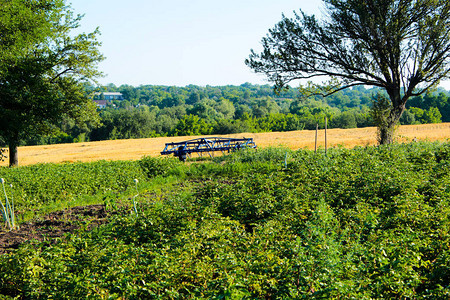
102,92 -> 123,96
94,92 -> 124,101
93,100 -> 107,109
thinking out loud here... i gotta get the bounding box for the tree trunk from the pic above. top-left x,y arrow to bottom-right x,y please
8,140 -> 19,167
374,87 -> 407,145
378,118 -> 397,145
378,104 -> 404,145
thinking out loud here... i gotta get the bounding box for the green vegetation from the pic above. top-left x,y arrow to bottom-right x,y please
0,160 -> 149,220
7,83 -> 449,149
246,0 -> 450,144
0,0 -> 103,166
1,142 -> 450,298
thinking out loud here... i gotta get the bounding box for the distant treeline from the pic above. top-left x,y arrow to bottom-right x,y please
10,83 -> 450,146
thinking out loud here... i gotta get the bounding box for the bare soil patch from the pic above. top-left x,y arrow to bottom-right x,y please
0,204 -> 107,254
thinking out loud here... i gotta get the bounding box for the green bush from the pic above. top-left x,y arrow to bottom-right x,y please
214,146 -> 292,164
138,156 -> 183,178
0,160 -> 146,218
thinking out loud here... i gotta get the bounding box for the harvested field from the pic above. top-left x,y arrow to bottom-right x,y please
1,123 -> 449,167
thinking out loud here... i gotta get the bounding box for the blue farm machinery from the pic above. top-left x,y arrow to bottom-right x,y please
161,137 -> 257,161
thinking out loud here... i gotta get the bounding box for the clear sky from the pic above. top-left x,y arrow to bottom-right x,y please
70,0 -> 450,90
69,0 -> 324,87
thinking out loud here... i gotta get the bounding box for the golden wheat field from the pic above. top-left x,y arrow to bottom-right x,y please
1,123 -> 450,167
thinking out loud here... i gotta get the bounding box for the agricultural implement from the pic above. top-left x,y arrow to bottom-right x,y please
161,137 -> 257,161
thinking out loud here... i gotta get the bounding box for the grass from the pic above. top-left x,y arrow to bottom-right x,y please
0,123 -> 449,167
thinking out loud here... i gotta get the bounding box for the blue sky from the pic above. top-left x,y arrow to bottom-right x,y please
70,0 -> 324,87
70,1 -> 450,90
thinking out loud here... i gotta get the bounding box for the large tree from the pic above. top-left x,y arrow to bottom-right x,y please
0,0 -> 103,166
246,0 -> 450,144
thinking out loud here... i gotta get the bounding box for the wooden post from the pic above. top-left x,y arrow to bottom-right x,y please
315,124 -> 318,153
325,116 -> 328,155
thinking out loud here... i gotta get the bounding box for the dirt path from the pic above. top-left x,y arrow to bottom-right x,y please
0,205 -> 107,254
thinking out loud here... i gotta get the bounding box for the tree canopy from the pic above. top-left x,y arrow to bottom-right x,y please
6,82 -> 448,147
246,0 -> 450,144
0,0 -> 104,166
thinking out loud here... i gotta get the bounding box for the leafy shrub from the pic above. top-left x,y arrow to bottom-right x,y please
435,143 -> 450,162
214,146 -> 292,164
0,160 -> 146,217
138,156 -> 183,178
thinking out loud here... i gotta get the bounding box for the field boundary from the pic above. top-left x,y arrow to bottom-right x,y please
1,123 -> 449,166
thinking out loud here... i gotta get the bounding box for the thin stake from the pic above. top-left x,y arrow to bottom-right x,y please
10,186 -> 14,228
132,179 -> 139,217
0,179 -> 11,229
284,152 -> 288,168
325,116 -> 328,155
315,123 -> 318,153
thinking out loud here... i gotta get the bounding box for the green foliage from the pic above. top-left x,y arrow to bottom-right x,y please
0,0 -> 103,166
0,160 -> 146,219
407,91 -> 450,122
371,93 -> 397,144
331,110 -> 358,128
7,82 -> 449,148
214,146 -> 292,165
246,0 -> 450,144
1,143 -> 450,298
138,156 -> 183,178
172,114 -> 212,136
256,113 -> 305,132
91,109 -> 159,140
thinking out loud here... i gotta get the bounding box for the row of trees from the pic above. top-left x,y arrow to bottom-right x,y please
93,83 -> 450,122
14,83 -> 448,145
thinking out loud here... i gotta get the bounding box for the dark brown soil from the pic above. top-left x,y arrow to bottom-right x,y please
0,204 -> 108,254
